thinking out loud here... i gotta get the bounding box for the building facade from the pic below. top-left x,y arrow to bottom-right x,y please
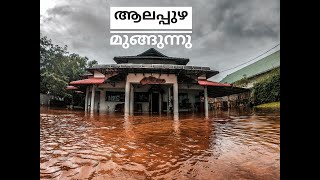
69,48 -> 247,116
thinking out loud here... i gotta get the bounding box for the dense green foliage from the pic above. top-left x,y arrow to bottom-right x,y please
252,70 -> 280,105
233,75 -> 249,87
40,35 -> 97,103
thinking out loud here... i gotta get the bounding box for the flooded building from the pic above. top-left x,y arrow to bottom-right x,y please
69,48 -> 247,116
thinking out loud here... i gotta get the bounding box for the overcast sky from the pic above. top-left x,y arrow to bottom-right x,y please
40,0 -> 280,81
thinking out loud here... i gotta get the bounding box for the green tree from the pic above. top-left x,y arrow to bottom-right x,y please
252,71 -> 280,105
87,60 -> 98,68
40,35 -> 68,95
40,35 -> 96,101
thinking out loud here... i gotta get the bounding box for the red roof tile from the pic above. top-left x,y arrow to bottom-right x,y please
198,80 -> 231,87
69,78 -> 104,85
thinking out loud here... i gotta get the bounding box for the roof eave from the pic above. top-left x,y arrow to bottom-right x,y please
113,56 -> 189,65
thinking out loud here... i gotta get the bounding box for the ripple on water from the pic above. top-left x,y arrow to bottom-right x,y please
40,108 -> 279,179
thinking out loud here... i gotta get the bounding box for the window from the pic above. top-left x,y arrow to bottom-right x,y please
106,92 -> 125,102
134,92 -> 149,102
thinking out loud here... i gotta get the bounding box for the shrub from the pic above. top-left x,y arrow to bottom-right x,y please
252,71 -> 280,105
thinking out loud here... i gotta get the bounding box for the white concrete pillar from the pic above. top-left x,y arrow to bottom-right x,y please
204,86 -> 209,118
124,79 -> 130,114
85,86 -> 89,112
129,84 -> 134,115
90,85 -> 95,113
173,82 -> 179,115
99,89 -> 105,113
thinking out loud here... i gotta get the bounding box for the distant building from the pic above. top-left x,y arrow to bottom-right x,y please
221,50 -> 280,87
214,50 -> 280,108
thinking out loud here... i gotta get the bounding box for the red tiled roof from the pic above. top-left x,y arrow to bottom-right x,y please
69,78 -> 105,85
66,85 -> 78,90
198,80 -> 231,87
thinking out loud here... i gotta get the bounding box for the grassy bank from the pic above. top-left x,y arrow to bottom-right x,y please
255,101 -> 280,109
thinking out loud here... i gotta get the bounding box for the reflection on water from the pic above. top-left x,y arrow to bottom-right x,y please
40,107 -> 279,180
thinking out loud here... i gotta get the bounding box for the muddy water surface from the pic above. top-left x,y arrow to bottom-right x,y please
40,107 -> 280,179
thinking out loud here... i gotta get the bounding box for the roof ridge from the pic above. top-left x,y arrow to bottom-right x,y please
136,48 -> 168,57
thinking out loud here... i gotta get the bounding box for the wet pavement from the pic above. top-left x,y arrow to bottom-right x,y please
40,107 -> 280,179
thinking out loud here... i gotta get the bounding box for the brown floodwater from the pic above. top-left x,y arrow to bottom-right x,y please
40,107 -> 280,180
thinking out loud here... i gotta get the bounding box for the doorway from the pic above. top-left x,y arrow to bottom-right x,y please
151,93 -> 159,113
